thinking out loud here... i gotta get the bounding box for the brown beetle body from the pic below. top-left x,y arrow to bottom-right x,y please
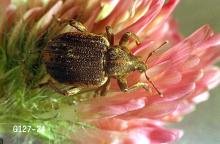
41,18 -> 161,96
43,32 -> 109,87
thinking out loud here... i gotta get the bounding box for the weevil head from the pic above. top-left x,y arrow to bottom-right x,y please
133,59 -> 148,73
106,46 -> 149,77
131,55 -> 148,73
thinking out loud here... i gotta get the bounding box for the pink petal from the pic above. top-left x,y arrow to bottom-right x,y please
144,60 -> 172,79
90,118 -> 183,144
153,39 -> 192,67
77,92 -> 147,119
92,118 -> 164,131
0,0 -> 11,13
172,101 -> 195,116
163,82 -> 195,100
181,55 -> 200,70
94,0 -> 133,32
185,67 -> 220,103
26,0 -> 44,7
149,82 -> 195,103
163,101 -> 195,122
59,0 -> 77,15
154,25 -> 214,65
85,6 -> 101,31
117,101 -> 180,119
154,70 -> 182,87
133,39 -> 170,67
92,118 -> 128,131
193,34 -> 220,54
35,0 -> 63,32
184,24 -> 213,46
149,129 -> 183,143
145,0 -> 180,35
132,40 -> 155,55
198,66 -> 220,89
116,0 -> 165,36
112,0 -> 152,34
199,46 -> 220,67
22,7 -> 44,22
165,19 -> 183,44
145,21 -> 170,41
0,4 -> 16,35
181,70 -> 203,83
191,91 -> 210,104
60,6 -> 79,19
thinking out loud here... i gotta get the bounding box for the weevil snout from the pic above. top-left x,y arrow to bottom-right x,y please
135,60 -> 163,97
135,61 -> 148,73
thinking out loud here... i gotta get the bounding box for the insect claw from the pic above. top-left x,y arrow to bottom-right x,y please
136,39 -> 141,45
159,93 -> 164,97
52,15 -> 62,25
141,83 -> 151,93
147,87 -> 152,93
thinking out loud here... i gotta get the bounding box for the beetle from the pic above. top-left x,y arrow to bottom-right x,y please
41,18 -> 163,96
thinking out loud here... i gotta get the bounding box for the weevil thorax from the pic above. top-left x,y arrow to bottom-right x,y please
106,45 -> 147,77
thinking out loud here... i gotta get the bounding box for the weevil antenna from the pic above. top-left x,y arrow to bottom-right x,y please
145,41 -> 168,64
144,41 -> 168,97
144,72 -> 163,97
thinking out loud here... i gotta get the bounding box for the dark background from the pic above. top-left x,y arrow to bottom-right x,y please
173,0 -> 220,144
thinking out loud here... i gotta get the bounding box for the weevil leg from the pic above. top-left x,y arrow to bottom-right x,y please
53,16 -> 87,32
117,78 -> 128,92
43,80 -> 69,95
119,32 -> 140,52
36,80 -> 82,96
64,87 -> 83,96
105,26 -> 114,45
94,78 -> 111,96
117,78 -> 151,93
127,82 -> 152,93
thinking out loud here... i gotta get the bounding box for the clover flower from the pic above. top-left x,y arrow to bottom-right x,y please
0,0 -> 220,144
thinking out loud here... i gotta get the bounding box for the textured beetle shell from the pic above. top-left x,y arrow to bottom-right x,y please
42,32 -> 109,87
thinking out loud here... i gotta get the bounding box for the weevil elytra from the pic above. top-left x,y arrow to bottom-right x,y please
41,18 -> 163,96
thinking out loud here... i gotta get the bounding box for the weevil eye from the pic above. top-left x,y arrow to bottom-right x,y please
136,62 -> 147,73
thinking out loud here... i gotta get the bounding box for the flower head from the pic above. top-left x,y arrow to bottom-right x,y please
1,0 -> 220,144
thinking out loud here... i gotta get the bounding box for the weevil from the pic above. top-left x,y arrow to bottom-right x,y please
41,18 -> 163,96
